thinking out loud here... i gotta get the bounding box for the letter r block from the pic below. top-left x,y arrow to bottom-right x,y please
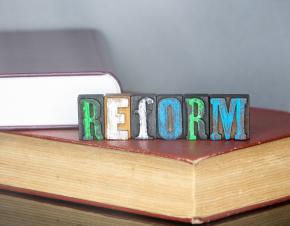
210,94 -> 250,140
184,94 -> 209,140
105,94 -> 131,140
131,95 -> 157,139
78,94 -> 105,141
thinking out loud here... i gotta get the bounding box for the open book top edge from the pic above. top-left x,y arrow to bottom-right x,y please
0,71 -> 115,78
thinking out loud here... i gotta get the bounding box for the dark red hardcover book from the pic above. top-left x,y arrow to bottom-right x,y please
0,108 -> 289,224
0,30 -> 121,129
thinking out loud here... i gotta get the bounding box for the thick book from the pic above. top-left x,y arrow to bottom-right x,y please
0,108 -> 289,224
1,190 -> 290,226
0,30 -> 121,129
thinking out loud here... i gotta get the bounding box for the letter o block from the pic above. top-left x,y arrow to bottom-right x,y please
157,95 -> 184,140
105,95 -> 131,140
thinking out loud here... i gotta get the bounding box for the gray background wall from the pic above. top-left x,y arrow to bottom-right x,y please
0,0 -> 289,110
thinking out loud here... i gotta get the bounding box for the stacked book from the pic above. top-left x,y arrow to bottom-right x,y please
1,108 -> 290,224
1,189 -> 290,226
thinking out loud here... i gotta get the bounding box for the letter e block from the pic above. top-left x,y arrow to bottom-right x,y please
105,94 -> 131,140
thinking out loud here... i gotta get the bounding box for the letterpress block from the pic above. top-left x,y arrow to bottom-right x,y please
209,94 -> 249,140
105,94 -> 131,140
78,94 -> 104,141
157,95 -> 184,140
131,95 -> 157,139
183,94 -> 209,140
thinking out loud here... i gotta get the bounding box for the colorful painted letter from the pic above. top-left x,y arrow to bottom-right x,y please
157,95 -> 183,140
131,95 -> 156,139
78,93 -> 250,141
184,95 -> 209,140
210,95 -> 249,140
78,95 -> 104,141
105,95 -> 131,140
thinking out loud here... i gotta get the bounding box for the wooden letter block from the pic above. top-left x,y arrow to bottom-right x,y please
131,95 -> 157,139
105,94 -> 131,140
184,94 -> 209,140
157,95 -> 184,140
210,94 -> 249,140
78,94 -> 104,141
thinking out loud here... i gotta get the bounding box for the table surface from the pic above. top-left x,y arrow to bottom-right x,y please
0,189 -> 289,226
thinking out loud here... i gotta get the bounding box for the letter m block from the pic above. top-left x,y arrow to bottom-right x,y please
210,94 -> 249,140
